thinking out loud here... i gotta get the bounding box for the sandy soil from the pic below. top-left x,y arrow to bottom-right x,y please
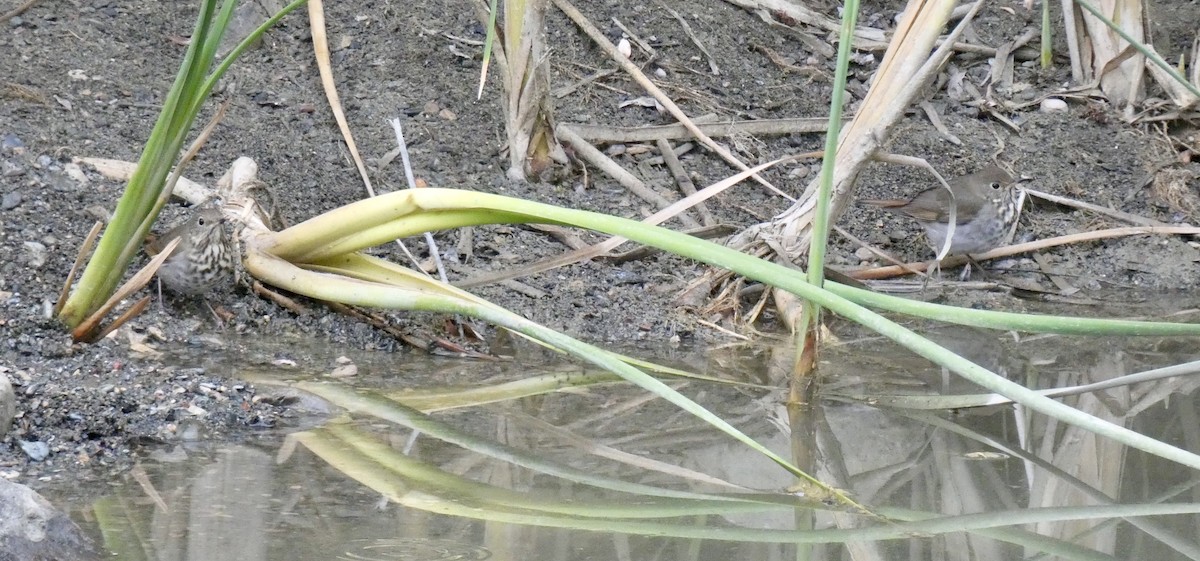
1,0 -> 1198,480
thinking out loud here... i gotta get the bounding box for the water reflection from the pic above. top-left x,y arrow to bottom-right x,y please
62,330 -> 1200,560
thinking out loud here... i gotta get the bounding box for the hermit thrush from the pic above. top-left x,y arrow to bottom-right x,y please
150,207 -> 233,295
861,165 -> 1026,257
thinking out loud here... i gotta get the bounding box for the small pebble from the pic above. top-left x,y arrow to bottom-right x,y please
23,241 -> 46,268
854,246 -> 875,260
63,162 -> 89,184
1041,98 -> 1068,112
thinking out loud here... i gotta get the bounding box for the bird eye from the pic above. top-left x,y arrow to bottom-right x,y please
990,182 -> 1001,190
197,217 -> 207,226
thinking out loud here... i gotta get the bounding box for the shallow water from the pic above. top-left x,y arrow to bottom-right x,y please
48,326 -> 1200,560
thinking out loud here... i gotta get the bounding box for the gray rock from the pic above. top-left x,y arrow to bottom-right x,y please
0,478 -> 100,561
1,160 -> 23,178
18,440 -> 48,462
1,192 -> 20,210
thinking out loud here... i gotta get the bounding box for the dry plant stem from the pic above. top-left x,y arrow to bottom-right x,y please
89,297 -> 151,343
1192,36 -> 1200,87
731,0 -> 972,261
919,101 -> 961,145
556,125 -> 701,229
744,281 -> 773,325
611,18 -> 656,58
752,13 -> 836,57
492,0 -> 566,180
391,118 -> 450,283
447,263 -> 548,299
850,225 -> 1200,280
0,0 -> 39,21
324,301 -> 434,353
696,319 -> 751,340
656,0 -> 719,75
1061,0 -> 1085,81
755,42 -> 827,76
989,27 -> 1039,91
77,157 -> 214,205
1053,45 -> 1140,99
656,138 -> 715,226
946,42 -> 1039,60
526,223 -> 590,250
561,117 -> 831,143
251,280 -> 308,315
551,68 -> 618,98
309,0 -> 376,197
1031,251 -> 1078,293
551,0 -> 792,201
1024,188 -> 1187,227
642,143 -> 697,165
1074,0 -> 1146,108
832,225 -> 928,277
720,0 -> 888,47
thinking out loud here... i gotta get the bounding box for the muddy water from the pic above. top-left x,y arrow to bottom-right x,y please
42,327 -> 1200,561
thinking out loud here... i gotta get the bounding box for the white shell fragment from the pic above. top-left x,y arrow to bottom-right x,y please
1040,98 -> 1068,112
617,38 -> 632,58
